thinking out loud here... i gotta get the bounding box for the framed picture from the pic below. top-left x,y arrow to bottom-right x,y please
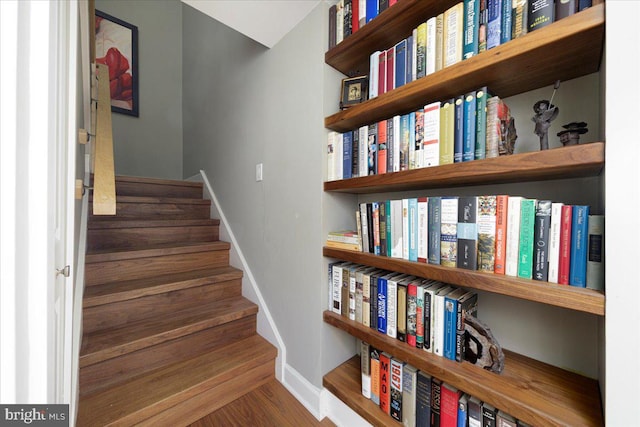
95,10 -> 139,117
340,76 -> 368,109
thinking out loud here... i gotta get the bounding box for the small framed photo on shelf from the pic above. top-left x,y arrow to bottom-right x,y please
340,76 -> 368,109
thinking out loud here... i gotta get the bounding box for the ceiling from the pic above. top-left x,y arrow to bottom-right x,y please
181,0 -> 321,48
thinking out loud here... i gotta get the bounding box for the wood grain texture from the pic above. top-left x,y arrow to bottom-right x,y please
89,196 -> 211,220
323,247 -> 604,315
86,241 -> 229,262
112,175 -> 203,199
93,63 -> 116,215
325,5 -> 605,133
80,297 -> 258,367
88,223 -> 219,251
324,312 -> 603,427
80,314 -> 257,397
77,335 -> 277,426
88,218 -> 219,229
191,379 -> 335,427
324,142 -> 604,193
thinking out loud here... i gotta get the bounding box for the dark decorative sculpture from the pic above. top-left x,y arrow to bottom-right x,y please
557,122 -> 588,146
532,80 -> 561,150
464,314 -> 505,374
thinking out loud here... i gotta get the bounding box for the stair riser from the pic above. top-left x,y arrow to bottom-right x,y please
115,181 -> 203,199
136,360 -> 275,427
87,225 -> 220,252
79,315 -> 257,397
85,251 -> 230,286
90,202 -> 210,220
83,279 -> 242,334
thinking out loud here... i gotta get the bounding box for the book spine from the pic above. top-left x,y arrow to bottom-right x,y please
366,0 -> 378,23
428,197 -> 442,264
407,282 -> 418,347
444,295 -> 458,360
335,133 -> 343,179
512,0 -> 528,39
548,202 -> 564,283
433,288 -> 452,357
400,114 -> 410,171
415,109 -> 424,169
454,96 -> 464,163
497,100 -> 511,155
416,372 -> 432,427
379,352 -> 392,414
482,403 -> 497,427
436,13 -> 444,71
517,199 -> 537,279
377,276 -> 387,333
370,272 -> 379,330
336,0 -> 344,44
372,202 -> 381,255
379,0 -> 389,13
416,284 -> 425,349
485,96 -> 501,158
378,50 -> 387,95
331,263 -> 342,314
361,341 -> 371,398
395,40 -> 407,88
458,395 -> 468,427
463,0 -> 480,59
348,266 -> 357,320
486,0 -> 501,50
477,195 -> 497,272
444,3 -> 464,67
358,126 -> 368,176
463,91 -> 476,162
505,196 -> 522,276
359,203 -> 369,253
397,281 -> 407,342
426,17 -> 437,75
558,205 -> 573,284
423,287 -> 435,352
340,264 -> 350,317
457,196 -> 479,270
478,0 -> 488,52
440,383 -> 460,427
474,87 -> 488,160
528,0 -> 554,32
501,0 -> 512,44
408,33 -> 415,84
342,131 -> 352,179
328,5 -> 337,49
386,47 -> 395,93
402,198 -> 410,259
416,23 -> 428,78
418,197 -> 429,263
355,269 -> 363,322
403,365 -> 418,427
409,198 -> 419,262
369,52 -> 379,99
366,203 -> 374,253
440,197 -> 459,268
367,123 -> 377,175
379,200 -> 388,257
351,130 -> 359,178
370,347 -> 380,404
387,276 -> 398,338
385,200 -> 393,256
440,99 -> 455,165
343,0 -> 352,38
391,199 -> 403,258
431,378 -> 442,427
533,200 -> 552,281
390,358 -> 404,421
578,0 -> 592,11
423,102 -> 441,167
352,0 -> 359,32
586,215 -> 604,291
494,195 -> 508,274
377,120 -> 388,174
327,131 -> 336,181
468,397 -> 483,427
392,115 -> 401,172
409,111 -> 417,170
362,270 -> 371,327
569,205 -> 590,287
457,292 -> 478,362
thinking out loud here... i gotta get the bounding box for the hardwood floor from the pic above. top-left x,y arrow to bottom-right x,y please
190,380 -> 335,427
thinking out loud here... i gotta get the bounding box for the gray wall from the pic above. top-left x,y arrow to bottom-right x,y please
96,0 -> 183,179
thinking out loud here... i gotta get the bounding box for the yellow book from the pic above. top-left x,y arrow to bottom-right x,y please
439,99 -> 455,165
444,2 -> 464,68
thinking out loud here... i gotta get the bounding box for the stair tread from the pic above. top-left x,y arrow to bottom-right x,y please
89,195 -> 210,205
84,266 -> 243,308
86,241 -> 230,262
114,175 -> 203,188
78,335 -> 276,426
88,218 -> 220,229
80,296 -> 258,367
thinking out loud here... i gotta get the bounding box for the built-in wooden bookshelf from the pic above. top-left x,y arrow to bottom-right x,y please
323,0 -> 606,425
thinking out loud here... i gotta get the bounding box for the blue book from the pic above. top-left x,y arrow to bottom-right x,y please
569,205 -> 590,287
406,35 -> 414,84
486,0 -> 501,50
463,91 -> 476,162
501,0 -> 512,44
457,395 -> 468,427
453,96 -> 464,163
578,0 -> 592,11
343,131 -> 353,179
394,39 -> 407,88
408,198 -> 419,262
463,0 -> 480,59
444,290 -> 463,361
475,87 -> 489,160
409,112 -> 416,169
370,271 -> 379,330
377,275 -> 388,333
366,0 -> 378,23
428,197 -> 442,265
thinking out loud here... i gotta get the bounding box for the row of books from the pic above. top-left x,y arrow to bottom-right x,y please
359,341 -> 529,427
328,0 -> 398,49
328,196 -> 604,289
329,262 -> 479,363
326,91 -> 514,181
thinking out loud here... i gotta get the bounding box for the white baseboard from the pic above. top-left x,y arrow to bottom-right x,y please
282,364 -> 323,419
320,388 -> 372,427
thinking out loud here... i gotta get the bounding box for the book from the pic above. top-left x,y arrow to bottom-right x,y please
387,273 -> 404,338
328,4 -> 337,49
379,200 -> 389,256
379,0 -> 389,13
395,39 -> 407,88
407,33 -> 415,84
343,0 -> 352,38
475,87 -> 489,160
377,273 -> 389,333
391,199 -> 404,258
458,394 -> 469,427
397,277 -> 408,342
416,283 -> 426,349
533,200 -> 552,281
454,96 -> 464,163
361,341 -> 371,398
415,109 -> 424,169
467,396 -> 483,427
433,285 -> 454,356
385,200 -> 393,256
328,262 -> 340,311
505,196 -> 523,276
578,0 -> 592,11
444,288 -> 466,360
586,214 -> 604,291
485,96 -> 508,158
331,262 -> 346,314
444,2 -> 464,67
528,0 -> 554,32
478,0 -> 488,52
416,371 -> 432,427
486,0 -> 501,49
416,22 -> 428,78
518,198 -> 537,279
362,268 -> 374,327
370,270 -> 381,330
352,0 -> 360,33
403,198 -> 409,259
477,195 -> 496,272
482,402 -> 497,427
409,198 -> 419,262
497,411 -> 517,427
367,123 -> 378,175
423,101 -> 441,167
440,383 -> 460,427
351,130 -> 359,178
548,202 -> 564,283
390,357 -> 404,421
440,99 -> 456,165
440,196 -> 459,268
406,279 -> 418,346
370,347 -> 381,404
463,91 -> 476,162
379,352 -> 392,414
457,196 -> 479,270
369,52 -> 380,99
558,204 -> 573,285
327,230 -> 359,244
386,46 -> 395,93
423,282 -> 445,352
355,267 -> 365,323
569,205 -> 590,287
366,0 -> 378,23
428,197 -> 442,265
512,0 -> 528,39
463,0 -> 480,59
391,115 -> 401,172
436,13 -> 445,71
366,203 -> 374,253
336,0 -> 344,44
409,112 -> 417,169
327,131 -> 336,181
403,364 -> 418,427
348,264 -> 362,320
500,0 -> 512,45
377,120 -> 388,174
494,195 -> 508,274
378,50 -> 387,95
325,240 -> 360,251
426,17 -> 437,76
430,377 -> 442,427
457,291 -> 478,362
359,203 -> 370,253
335,133 -> 344,179
358,126 -> 368,176
418,197 -> 429,263
400,114 -> 410,171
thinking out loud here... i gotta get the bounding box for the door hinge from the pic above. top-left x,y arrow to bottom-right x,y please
56,265 -> 71,278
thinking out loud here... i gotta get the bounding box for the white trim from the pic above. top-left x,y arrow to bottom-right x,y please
191,170 -> 287,381
282,364 -> 323,420
320,388 -> 372,427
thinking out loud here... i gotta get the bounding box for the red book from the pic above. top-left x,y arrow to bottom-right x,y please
386,47 -> 395,92
377,120 -> 388,174
378,51 -> 387,95
440,383 -> 460,427
351,0 -> 359,33
389,0 -> 398,6
407,282 -> 418,347
494,195 -> 508,274
558,204 -> 573,285
379,352 -> 392,414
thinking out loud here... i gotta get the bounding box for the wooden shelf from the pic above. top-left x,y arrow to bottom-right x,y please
324,312 -> 604,427
323,355 -> 402,427
324,142 -> 605,193
323,247 -> 604,316
325,4 -> 605,133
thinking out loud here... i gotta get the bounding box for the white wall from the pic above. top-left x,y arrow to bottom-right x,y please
95,0 -> 183,179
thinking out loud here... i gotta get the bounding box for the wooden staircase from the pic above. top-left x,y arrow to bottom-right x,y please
78,176 -> 277,426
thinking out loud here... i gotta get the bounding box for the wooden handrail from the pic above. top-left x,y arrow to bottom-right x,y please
92,63 -> 116,215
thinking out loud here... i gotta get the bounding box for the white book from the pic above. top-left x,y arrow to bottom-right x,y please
361,267 -> 376,327
412,28 -> 418,82
426,17 -> 437,75
386,273 -> 405,338
348,265 -> 359,320
358,0 -> 367,27
354,267 -> 366,323
423,282 -> 445,352
444,3 -> 463,67
331,262 -> 344,314
360,203 -> 369,253
392,115 -> 401,172
369,51 -> 380,99
505,196 -> 523,276
402,198 -> 410,260
335,133 -> 343,180
361,341 -> 371,398
422,102 -> 440,167
403,364 -> 418,427
548,202 -> 564,283
391,199 -> 404,258
327,131 -> 336,181
433,285 -> 454,357
336,0 -> 344,44
358,125 -> 368,177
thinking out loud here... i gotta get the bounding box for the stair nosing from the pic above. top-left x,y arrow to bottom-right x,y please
86,241 -> 230,263
89,195 -> 210,205
113,175 -> 204,188
88,218 -> 220,229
